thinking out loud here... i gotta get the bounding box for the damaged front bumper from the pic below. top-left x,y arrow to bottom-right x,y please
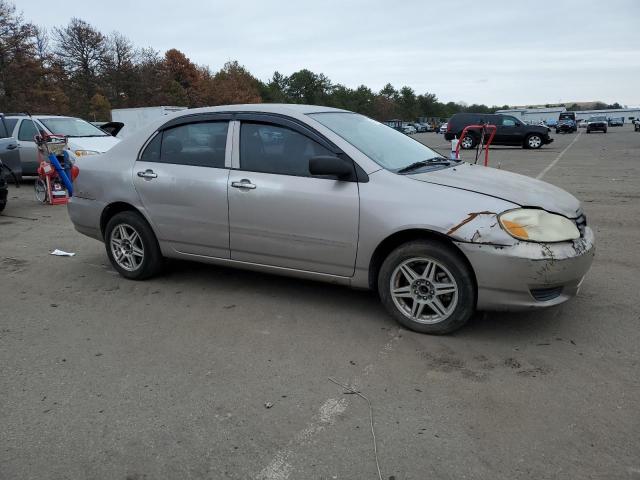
455,227 -> 595,310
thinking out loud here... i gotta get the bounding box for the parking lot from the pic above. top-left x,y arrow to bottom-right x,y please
1,126 -> 638,479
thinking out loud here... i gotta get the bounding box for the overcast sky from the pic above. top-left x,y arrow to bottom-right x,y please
18,0 -> 640,106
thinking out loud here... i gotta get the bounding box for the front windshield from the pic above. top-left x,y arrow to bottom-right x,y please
39,117 -> 108,137
308,112 -> 446,172
589,116 -> 606,122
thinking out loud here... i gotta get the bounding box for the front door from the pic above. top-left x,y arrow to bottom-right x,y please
133,119 -> 232,259
496,116 -> 524,145
16,119 -> 42,175
228,120 -> 359,277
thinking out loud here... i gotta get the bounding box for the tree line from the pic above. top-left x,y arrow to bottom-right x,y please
0,2 -> 624,124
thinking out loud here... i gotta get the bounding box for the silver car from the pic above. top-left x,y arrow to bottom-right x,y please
68,104 -> 595,334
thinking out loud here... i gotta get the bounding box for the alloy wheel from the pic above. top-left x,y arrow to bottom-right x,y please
461,136 -> 473,148
389,257 -> 459,324
110,223 -> 145,272
528,135 -> 542,148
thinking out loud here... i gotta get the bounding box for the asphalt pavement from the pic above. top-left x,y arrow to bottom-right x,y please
1,125 -> 638,480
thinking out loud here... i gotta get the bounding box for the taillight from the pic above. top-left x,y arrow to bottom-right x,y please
71,164 -> 80,181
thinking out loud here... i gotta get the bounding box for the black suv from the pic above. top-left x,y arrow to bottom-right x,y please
444,113 -> 553,149
586,116 -> 607,134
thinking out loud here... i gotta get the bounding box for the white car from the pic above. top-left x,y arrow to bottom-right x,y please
577,119 -> 588,129
439,123 -> 448,134
4,115 -> 120,176
402,125 -> 417,135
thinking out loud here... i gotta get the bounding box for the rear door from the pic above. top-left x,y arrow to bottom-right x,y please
228,115 -> 359,277
133,116 -> 232,258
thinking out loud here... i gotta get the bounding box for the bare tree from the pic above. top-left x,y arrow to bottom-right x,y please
54,18 -> 107,114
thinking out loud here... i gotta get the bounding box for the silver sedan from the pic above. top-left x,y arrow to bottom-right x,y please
68,104 -> 595,334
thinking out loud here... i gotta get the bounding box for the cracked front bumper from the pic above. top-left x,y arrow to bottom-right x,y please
455,227 -> 595,310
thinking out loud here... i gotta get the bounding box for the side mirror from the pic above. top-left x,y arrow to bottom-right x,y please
309,155 -> 352,179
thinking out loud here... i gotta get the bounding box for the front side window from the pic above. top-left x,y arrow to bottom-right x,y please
18,120 -> 39,141
309,112 -> 445,172
140,121 -> 228,168
501,117 -> 517,127
240,122 -> 332,177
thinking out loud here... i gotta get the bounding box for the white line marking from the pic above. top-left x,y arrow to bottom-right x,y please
256,398 -> 348,480
536,132 -> 581,180
255,329 -> 403,480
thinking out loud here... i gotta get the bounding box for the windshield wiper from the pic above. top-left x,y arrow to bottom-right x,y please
397,157 -> 451,174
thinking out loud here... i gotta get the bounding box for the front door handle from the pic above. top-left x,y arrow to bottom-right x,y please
231,179 -> 256,190
137,169 -> 158,179
6,144 -> 18,150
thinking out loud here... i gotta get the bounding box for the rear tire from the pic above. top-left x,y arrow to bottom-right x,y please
378,240 -> 476,334
105,211 -> 163,280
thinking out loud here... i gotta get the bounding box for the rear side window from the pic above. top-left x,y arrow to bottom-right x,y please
18,120 -> 39,141
240,122 -> 332,177
0,119 -> 8,138
140,121 -> 229,168
501,117 -> 517,127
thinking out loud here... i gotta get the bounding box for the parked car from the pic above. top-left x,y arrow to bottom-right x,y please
402,124 -> 417,135
577,119 -> 588,129
0,114 -> 20,211
556,119 -> 577,134
68,104 -> 595,335
558,112 -> 577,132
4,114 -> 120,176
608,117 -> 624,127
438,122 -> 448,134
0,113 -> 20,185
91,121 -> 125,137
545,119 -> 558,128
444,113 -> 553,149
586,116 -> 608,133
634,119 -> 640,132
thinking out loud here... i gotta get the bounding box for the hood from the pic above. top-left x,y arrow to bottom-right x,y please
67,135 -> 120,153
409,162 -> 581,218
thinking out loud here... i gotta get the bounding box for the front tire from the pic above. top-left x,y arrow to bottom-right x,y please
459,134 -> 476,149
105,211 -> 163,280
525,134 -> 543,149
378,240 -> 476,334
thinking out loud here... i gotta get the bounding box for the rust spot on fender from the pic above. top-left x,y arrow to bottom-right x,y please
447,211 -> 496,236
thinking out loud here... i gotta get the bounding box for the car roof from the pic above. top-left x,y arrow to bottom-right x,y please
5,114 -> 75,120
171,103 -> 349,116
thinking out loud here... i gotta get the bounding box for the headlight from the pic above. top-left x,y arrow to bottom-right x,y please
74,150 -> 100,157
499,209 -> 580,242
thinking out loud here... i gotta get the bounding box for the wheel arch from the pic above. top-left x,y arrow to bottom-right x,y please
367,228 -> 478,294
100,201 -> 148,237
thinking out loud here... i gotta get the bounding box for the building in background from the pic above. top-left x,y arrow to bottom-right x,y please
496,107 -> 640,124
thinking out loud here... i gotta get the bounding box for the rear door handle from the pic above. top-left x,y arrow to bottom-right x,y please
231,179 -> 256,190
137,169 -> 158,179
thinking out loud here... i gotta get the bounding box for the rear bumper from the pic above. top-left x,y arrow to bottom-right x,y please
455,227 -> 595,311
67,196 -> 104,241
